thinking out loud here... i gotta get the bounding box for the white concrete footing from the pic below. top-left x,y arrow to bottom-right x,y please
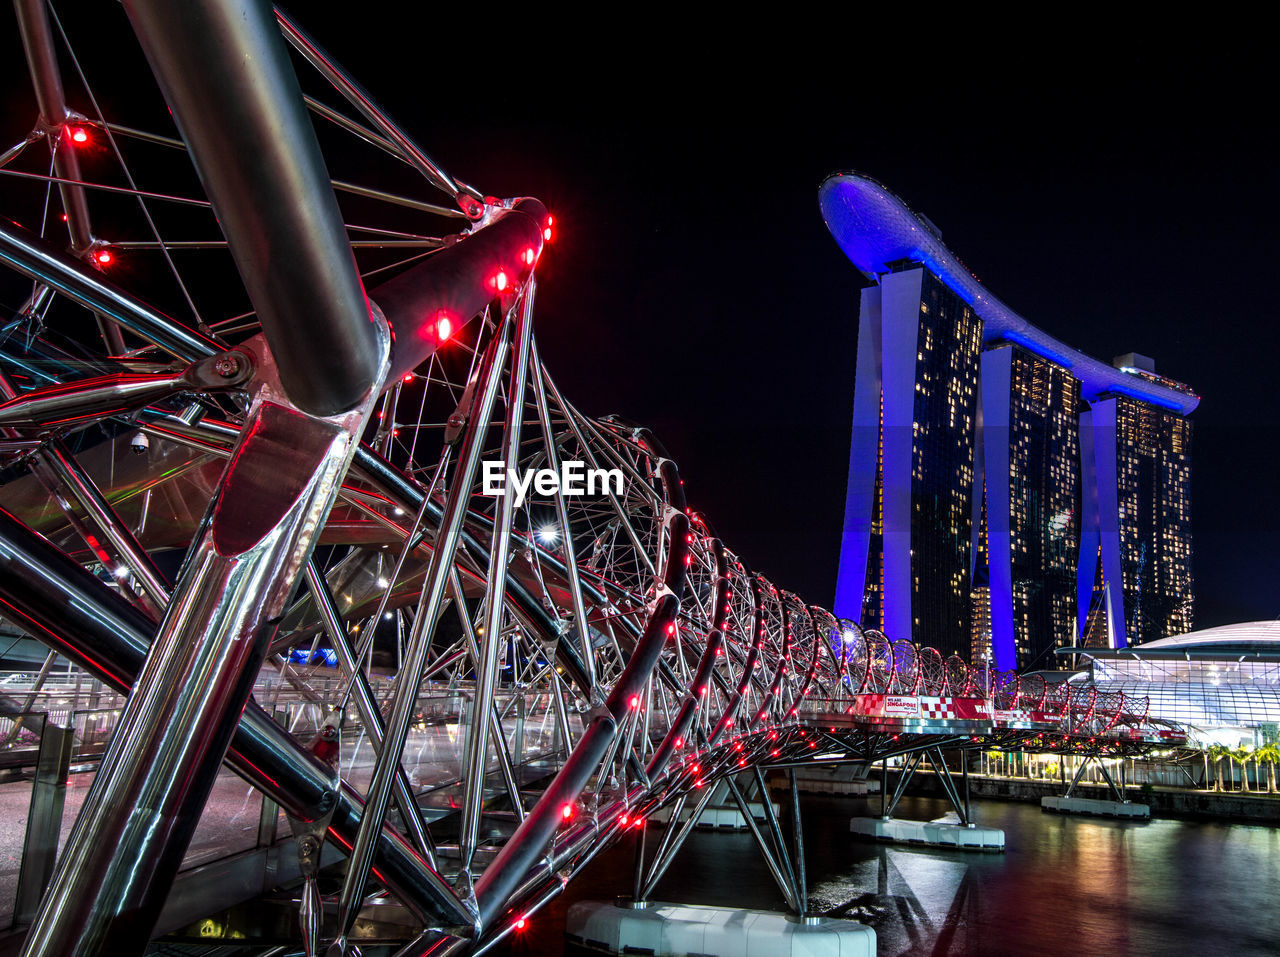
1041,796 -> 1150,819
777,766 -> 881,796
795,778 -> 879,796
648,801 -> 778,830
849,816 -> 1005,851
565,900 -> 875,957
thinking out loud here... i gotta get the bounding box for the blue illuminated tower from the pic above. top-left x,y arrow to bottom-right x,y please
1078,383 -> 1194,647
822,172 -> 1197,670
838,263 -> 982,658
980,343 -> 1080,669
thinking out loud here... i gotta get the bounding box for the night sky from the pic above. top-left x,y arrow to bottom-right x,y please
6,11 -> 1279,630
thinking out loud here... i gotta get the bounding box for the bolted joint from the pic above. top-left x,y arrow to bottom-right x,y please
212,353 -> 242,378
185,350 -> 254,391
457,192 -> 485,220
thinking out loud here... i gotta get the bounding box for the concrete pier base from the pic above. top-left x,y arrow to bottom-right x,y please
565,900 -> 875,957
777,765 -> 880,796
849,815 -> 1005,851
648,802 -> 777,830
648,779 -> 778,831
1041,796 -> 1150,819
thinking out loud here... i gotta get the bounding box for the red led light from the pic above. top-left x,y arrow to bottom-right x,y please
436,313 -> 453,341
633,816 -> 644,828
546,215 -> 555,226
675,737 -> 683,748
629,695 -> 640,710
561,803 -> 575,821
620,814 -> 629,826
68,126 -> 88,144
515,916 -> 527,931
402,373 -> 414,383
494,270 -> 508,292
523,247 -> 535,266
95,250 -> 112,264
543,226 -> 553,242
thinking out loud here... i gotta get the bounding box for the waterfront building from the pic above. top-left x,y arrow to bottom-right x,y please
839,265 -> 982,657
1066,621 -> 1280,747
822,173 -> 1198,670
1077,377 -> 1194,648
981,343 -> 1081,670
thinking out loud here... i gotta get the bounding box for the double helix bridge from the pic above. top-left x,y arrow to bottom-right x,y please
0,2 -> 1185,954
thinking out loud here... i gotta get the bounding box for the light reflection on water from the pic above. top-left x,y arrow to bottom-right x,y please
510,794 -> 1280,957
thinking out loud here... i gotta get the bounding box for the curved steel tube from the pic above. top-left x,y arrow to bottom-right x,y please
0,507 -> 470,927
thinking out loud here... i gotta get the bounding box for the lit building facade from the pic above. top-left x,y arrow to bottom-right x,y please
980,343 -> 1081,670
1070,621 -> 1280,747
1078,391 -> 1194,647
839,265 -> 981,658
823,172 -> 1198,671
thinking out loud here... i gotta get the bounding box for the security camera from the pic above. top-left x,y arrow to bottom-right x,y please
130,432 -> 149,455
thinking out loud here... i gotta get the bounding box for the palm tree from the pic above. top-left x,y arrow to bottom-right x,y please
985,750 -> 1002,777
1207,745 -> 1229,791
1255,743 -> 1280,794
1232,746 -> 1254,792
1232,747 -> 1252,792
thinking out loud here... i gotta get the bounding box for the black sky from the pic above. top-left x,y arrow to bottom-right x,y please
8,10 -> 1279,629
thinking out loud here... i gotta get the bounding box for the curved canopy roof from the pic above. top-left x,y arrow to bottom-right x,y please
1141,620 -> 1280,651
1062,621 -> 1280,661
818,172 -> 1199,415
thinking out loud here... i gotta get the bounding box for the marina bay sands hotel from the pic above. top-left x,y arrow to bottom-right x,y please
822,174 -> 1197,672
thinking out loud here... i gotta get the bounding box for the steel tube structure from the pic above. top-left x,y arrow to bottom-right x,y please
333,313 -> 515,947
122,0 -> 382,417
12,0 -> 99,270
0,219 -> 221,360
304,561 -> 436,867
368,199 -> 546,384
274,9 -> 474,212
21,367 -> 385,956
528,339 -> 598,692
0,506 -> 468,926
0,6 -> 1183,953
17,1 -> 390,950
459,282 -> 537,877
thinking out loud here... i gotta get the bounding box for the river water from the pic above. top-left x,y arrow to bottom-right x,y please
500,793 -> 1280,956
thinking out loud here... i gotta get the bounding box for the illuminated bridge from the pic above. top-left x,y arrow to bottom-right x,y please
0,3 -> 1182,955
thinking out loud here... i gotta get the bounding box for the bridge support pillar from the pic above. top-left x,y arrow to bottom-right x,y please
1044,754 -> 1150,818
852,747 -> 1006,852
